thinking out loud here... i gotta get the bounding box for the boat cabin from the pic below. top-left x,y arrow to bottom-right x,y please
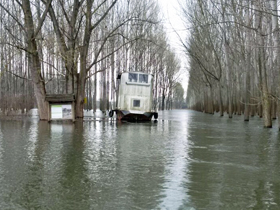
109,72 -> 158,121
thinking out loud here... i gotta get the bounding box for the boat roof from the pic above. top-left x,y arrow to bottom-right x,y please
120,71 -> 152,75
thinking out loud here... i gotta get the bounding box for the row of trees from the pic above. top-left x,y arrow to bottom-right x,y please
183,0 -> 280,128
0,0 -> 182,119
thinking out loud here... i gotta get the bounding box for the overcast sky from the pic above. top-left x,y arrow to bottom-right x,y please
158,0 -> 189,93
158,0 -> 185,48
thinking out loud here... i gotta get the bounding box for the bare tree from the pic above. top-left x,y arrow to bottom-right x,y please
182,0 -> 279,128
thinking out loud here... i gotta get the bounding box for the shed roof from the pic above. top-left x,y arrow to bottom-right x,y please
45,94 -> 75,103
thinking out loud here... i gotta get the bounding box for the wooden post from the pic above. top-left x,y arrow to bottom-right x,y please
72,101 -> 75,122
48,102 -> 51,122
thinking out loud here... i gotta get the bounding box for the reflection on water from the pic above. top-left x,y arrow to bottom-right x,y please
159,111 -> 191,210
0,111 -> 280,209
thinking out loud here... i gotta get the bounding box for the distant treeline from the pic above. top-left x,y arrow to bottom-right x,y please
183,0 -> 280,129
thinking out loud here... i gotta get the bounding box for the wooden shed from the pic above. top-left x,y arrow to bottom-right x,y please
45,94 -> 75,122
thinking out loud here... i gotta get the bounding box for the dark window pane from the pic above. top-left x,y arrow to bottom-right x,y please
129,73 -> 138,82
133,100 -> 140,107
139,74 -> 148,83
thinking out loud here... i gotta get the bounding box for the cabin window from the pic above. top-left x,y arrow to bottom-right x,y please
139,74 -> 148,83
129,73 -> 138,82
133,99 -> 140,107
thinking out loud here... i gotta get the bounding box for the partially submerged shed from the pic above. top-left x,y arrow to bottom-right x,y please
45,94 -> 75,122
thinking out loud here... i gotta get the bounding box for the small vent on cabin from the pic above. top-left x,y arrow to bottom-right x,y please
133,100 -> 140,107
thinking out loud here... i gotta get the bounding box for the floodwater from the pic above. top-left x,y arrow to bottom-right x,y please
0,110 -> 280,210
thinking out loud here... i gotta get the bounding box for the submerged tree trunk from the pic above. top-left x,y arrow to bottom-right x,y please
259,57 -> 272,127
218,82 -> 223,116
255,1 -> 272,128
244,1 -> 251,122
270,0 -> 280,129
244,60 -> 250,121
224,42 -> 232,118
258,35 -> 271,127
209,85 -> 214,114
162,88 -> 165,110
76,48 -> 88,118
93,64 -> 97,113
22,0 -> 49,120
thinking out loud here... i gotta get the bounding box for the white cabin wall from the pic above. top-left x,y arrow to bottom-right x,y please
117,72 -> 154,112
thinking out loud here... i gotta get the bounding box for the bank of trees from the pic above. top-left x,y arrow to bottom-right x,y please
183,0 -> 280,129
0,0 -> 181,119
173,82 -> 185,109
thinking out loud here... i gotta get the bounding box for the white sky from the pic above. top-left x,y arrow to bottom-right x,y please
158,0 -> 189,94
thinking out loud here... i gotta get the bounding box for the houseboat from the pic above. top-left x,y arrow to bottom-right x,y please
109,72 -> 158,121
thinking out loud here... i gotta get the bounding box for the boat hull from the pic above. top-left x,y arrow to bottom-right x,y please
112,110 -> 157,121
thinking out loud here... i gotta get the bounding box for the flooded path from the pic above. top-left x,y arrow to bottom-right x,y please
0,110 -> 279,209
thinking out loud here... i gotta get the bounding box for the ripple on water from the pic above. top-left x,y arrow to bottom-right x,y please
0,111 -> 279,209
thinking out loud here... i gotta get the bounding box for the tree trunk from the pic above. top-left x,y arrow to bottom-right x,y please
244,1 -> 252,121
76,53 -> 87,118
255,0 -> 272,128
244,61 -> 250,121
270,0 -> 280,129
22,0 -> 49,120
162,88 -> 165,110
259,36 -> 272,127
236,71 -> 241,115
221,0 -> 232,118
209,85 -> 214,114
225,42 -> 232,118
218,82 -> 223,116
93,64 -> 97,113
110,39 -> 116,110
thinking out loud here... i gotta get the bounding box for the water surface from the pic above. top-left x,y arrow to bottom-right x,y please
0,110 -> 279,209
